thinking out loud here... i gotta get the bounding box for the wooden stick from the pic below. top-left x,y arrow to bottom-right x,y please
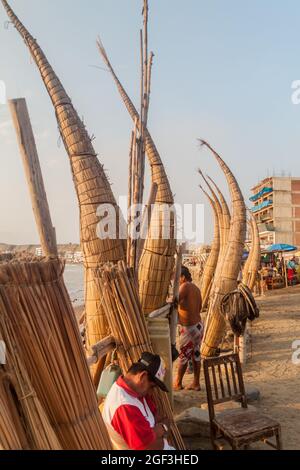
87,335 -> 116,366
137,182 -> 158,263
8,98 -> 57,257
148,303 -> 171,319
127,131 -> 135,266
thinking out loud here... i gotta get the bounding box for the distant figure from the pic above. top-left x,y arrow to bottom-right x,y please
174,266 -> 203,391
287,257 -> 296,286
259,264 -> 269,296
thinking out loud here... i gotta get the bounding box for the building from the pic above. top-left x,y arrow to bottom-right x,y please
35,247 -> 43,257
250,176 -> 300,249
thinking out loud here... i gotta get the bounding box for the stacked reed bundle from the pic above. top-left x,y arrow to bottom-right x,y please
0,307 -> 62,450
0,259 -> 112,450
206,175 -> 231,285
94,261 -> 185,450
199,141 -> 246,357
198,170 -> 224,309
97,40 -> 176,315
243,214 -> 261,291
1,0 -> 126,376
242,220 -> 254,286
199,186 -> 220,310
207,175 -> 231,248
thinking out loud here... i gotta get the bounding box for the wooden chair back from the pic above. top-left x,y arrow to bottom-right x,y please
203,353 -> 248,421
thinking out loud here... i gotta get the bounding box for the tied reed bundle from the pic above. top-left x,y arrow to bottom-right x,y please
0,379 -> 23,450
94,261 -> 185,450
199,140 -> 246,357
97,39 -> 176,316
1,0 -> 126,380
0,259 -> 112,450
0,313 -> 62,449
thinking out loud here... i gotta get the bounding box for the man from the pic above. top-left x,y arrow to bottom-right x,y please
102,352 -> 175,450
174,266 -> 203,391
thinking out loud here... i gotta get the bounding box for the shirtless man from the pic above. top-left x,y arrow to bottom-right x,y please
173,266 -> 203,391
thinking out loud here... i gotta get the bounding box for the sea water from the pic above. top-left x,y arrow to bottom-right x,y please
63,264 -> 84,306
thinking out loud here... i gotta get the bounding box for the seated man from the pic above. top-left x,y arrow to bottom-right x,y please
102,352 -> 175,450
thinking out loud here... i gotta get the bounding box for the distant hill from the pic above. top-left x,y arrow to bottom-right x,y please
0,243 -> 81,254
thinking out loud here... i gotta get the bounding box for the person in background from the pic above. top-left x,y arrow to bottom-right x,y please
173,266 -> 203,391
102,352 -> 175,451
287,257 -> 296,286
259,264 -> 269,296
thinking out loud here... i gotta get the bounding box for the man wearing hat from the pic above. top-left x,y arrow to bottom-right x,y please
102,352 -> 175,450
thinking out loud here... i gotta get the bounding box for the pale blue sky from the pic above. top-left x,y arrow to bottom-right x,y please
1,0 -> 300,245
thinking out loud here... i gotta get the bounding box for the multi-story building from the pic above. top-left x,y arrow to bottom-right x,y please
250,176 -> 300,249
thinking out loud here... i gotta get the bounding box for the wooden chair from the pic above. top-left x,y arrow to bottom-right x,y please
203,353 -> 282,450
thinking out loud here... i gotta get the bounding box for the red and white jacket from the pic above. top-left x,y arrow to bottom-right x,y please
102,376 -> 157,450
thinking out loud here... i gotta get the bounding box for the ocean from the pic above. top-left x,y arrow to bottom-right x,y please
63,264 -> 84,306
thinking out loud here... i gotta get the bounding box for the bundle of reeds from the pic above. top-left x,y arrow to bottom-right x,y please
1,0 -> 126,378
243,214 -> 261,291
0,313 -> 62,450
94,261 -> 185,450
97,40 -> 176,316
0,378 -> 23,450
199,186 -> 220,309
0,259 -> 112,450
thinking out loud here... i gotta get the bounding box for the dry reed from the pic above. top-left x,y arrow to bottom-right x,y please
0,259 -> 112,450
94,261 -> 185,450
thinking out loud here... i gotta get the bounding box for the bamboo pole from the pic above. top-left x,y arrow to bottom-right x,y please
8,98 -> 57,258
170,245 -> 183,346
137,182 -> 158,263
97,34 -> 176,316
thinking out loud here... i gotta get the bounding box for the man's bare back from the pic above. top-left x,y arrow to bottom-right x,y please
178,281 -> 202,326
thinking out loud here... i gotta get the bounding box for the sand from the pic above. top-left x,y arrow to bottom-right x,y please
74,282 -> 300,450
173,284 -> 300,450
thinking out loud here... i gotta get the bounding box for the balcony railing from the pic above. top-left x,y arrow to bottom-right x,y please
258,223 -> 275,233
249,186 -> 273,202
251,200 -> 273,213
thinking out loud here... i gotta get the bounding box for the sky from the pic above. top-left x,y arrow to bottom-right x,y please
1,0 -> 300,245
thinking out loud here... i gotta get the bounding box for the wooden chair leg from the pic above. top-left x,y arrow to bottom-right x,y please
210,426 -> 219,450
231,440 -> 239,450
275,428 -> 283,450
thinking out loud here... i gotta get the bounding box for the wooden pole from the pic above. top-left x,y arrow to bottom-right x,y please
170,245 -> 183,346
9,98 -> 57,258
239,325 -> 247,365
137,182 -> 158,264
283,254 -> 288,288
